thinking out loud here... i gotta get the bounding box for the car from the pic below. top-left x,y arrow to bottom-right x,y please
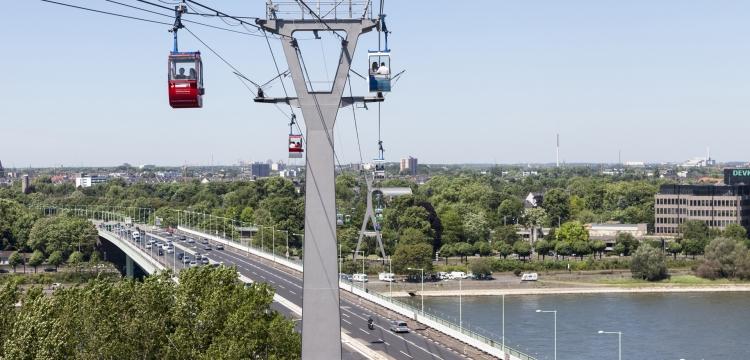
157,249 -> 164,256
187,238 -> 195,243
389,320 -> 409,333
178,235 -> 186,241
339,273 -> 352,282
189,260 -> 198,266
195,253 -> 203,260
203,244 -> 212,251
51,283 -> 62,290
182,256 -> 191,264
166,248 -> 175,254
215,244 -> 224,250
177,253 -> 184,260
201,257 -> 210,265
145,243 -> 153,249
352,273 -> 368,282
201,238 -> 209,244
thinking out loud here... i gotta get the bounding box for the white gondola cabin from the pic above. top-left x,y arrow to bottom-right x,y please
289,135 -> 303,158
368,51 -> 391,93
373,158 -> 386,179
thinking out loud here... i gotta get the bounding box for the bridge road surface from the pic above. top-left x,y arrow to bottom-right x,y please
163,230 -> 491,360
137,230 -> 369,360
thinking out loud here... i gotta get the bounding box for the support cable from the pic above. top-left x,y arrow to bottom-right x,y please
295,0 -> 346,41
41,0 -> 172,26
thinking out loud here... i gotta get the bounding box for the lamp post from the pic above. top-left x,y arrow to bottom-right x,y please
598,330 -> 622,360
459,277 -> 463,329
536,309 -> 557,360
407,267 -> 424,314
502,294 -> 505,354
352,250 -> 365,291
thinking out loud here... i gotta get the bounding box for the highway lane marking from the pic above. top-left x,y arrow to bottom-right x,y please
278,285 -> 285,289
340,307 -> 445,360
342,313 -> 350,318
289,290 -> 296,295
342,319 -> 352,325
206,247 -> 301,289
359,328 -> 369,335
399,351 -> 413,358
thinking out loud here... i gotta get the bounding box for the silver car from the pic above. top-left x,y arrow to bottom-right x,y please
389,320 -> 409,333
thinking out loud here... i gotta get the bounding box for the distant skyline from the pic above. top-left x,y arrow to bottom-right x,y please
2,1 -> 749,167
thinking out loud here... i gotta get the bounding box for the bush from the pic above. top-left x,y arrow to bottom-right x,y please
630,244 -> 668,281
696,237 -> 750,280
512,269 -> 522,277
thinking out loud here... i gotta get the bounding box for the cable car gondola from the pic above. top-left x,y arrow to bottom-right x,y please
168,52 -> 204,108
167,3 -> 204,109
288,114 -> 304,159
368,14 -> 392,93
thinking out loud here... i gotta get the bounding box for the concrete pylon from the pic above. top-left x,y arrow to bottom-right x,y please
256,18 -> 379,359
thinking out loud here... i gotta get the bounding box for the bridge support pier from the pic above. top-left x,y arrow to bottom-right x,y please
125,256 -> 134,278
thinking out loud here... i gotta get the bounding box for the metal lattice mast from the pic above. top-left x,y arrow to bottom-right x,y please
355,176 -> 386,260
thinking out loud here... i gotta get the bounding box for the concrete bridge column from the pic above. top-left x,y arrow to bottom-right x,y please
125,256 -> 134,278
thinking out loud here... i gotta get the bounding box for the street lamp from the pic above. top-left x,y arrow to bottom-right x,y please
407,267 -> 424,314
536,309 -> 557,360
352,250 -> 365,291
598,330 -> 622,360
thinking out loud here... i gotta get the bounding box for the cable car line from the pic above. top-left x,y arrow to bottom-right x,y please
124,0 -> 265,36
182,0 -> 295,40
182,26 -> 250,88
41,0 -> 172,26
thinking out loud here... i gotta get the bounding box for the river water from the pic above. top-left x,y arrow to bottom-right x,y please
403,292 -> 750,360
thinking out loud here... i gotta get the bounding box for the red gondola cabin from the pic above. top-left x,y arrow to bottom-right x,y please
289,135 -> 304,158
168,52 -> 204,108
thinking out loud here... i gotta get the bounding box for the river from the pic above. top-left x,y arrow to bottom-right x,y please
403,292 -> 750,359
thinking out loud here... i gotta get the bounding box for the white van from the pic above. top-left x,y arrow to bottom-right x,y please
521,272 -> 538,281
448,271 -> 467,280
132,231 -> 140,241
378,272 -> 396,282
353,273 -> 369,282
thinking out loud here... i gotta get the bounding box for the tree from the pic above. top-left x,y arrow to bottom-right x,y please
68,251 -> 84,273
469,258 -> 494,279
491,225 -> 520,245
438,243 -> 455,264
28,250 -> 45,273
513,241 -> 532,260
590,240 -> 606,259
667,241 -> 682,260
454,242 -> 474,263
474,241 -> 492,257
723,223 -> 747,241
47,250 -> 64,270
558,221 -> 589,243
8,251 -> 22,273
392,243 -> 433,273
630,244 -> 668,281
679,220 -> 710,243
555,241 -> 572,260
696,237 -> 749,279
682,238 -> 704,259
497,198 -> 524,225
463,211 -> 489,243
521,207 -> 548,243
571,241 -> 591,260
399,228 -> 429,246
534,239 -> 553,260
495,242 -> 513,259
541,188 -> 570,225
614,232 -> 639,256
439,207 -> 464,245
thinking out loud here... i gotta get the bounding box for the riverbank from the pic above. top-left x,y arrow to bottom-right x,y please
364,271 -> 750,297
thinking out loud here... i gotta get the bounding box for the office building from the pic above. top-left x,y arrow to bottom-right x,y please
75,174 -> 108,188
0,160 -> 4,178
400,156 -> 417,176
654,184 -> 750,236
251,162 -> 271,178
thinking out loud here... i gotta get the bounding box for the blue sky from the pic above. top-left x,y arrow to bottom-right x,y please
1,1 -> 749,167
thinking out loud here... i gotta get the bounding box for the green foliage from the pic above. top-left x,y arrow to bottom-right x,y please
28,215 -> 97,258
495,242 -> 513,259
614,232 -> 640,256
513,241 -> 532,260
8,251 -> 23,272
473,241 -> 492,257
555,241 -> 573,259
542,188 -> 570,224
667,241 -> 682,259
0,267 -> 301,359
392,243 -> 433,273
696,237 -> 750,280
679,220 -> 710,242
631,244 -> 669,281
491,225 -> 520,245
534,239 -> 553,260
558,221 -> 589,243
590,240 -> 606,259
28,250 -> 45,273
681,238 -> 706,259
723,223 -> 748,240
47,250 -> 64,270
469,258 -> 494,278
571,240 -> 591,260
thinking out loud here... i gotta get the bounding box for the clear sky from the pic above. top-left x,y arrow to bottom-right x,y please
2,1 -> 749,167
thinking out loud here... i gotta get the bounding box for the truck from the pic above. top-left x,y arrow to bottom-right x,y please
352,273 -> 369,282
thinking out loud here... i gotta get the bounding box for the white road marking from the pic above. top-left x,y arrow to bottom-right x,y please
342,319 -> 352,325
399,351 -> 413,358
